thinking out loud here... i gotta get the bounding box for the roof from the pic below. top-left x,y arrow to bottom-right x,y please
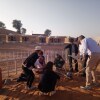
0,28 -> 21,35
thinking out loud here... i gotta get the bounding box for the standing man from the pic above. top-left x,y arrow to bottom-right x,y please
22,46 -> 42,90
78,35 -> 100,90
64,38 -> 79,72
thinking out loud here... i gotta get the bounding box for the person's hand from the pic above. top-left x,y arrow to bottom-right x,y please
28,66 -> 33,70
77,55 -> 81,61
81,54 -> 86,62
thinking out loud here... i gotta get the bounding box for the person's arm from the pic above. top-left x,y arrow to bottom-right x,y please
34,59 -> 40,68
75,44 -> 79,55
64,44 -> 70,49
54,72 -> 60,80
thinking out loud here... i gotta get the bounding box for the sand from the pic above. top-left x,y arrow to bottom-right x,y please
0,44 -> 100,100
0,71 -> 100,100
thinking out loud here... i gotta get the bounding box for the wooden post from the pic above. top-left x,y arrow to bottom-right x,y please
7,62 -> 9,77
15,60 -> 17,74
0,68 -> 2,89
13,52 -> 14,58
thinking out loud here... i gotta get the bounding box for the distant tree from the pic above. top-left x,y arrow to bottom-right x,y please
12,20 -> 22,33
44,29 -> 51,36
21,28 -> 26,35
0,21 -> 6,28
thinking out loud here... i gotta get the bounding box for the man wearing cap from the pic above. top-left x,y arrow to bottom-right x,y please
22,46 -> 42,90
78,35 -> 100,90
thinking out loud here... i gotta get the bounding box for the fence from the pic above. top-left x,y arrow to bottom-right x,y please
0,51 -> 32,79
0,50 -> 65,79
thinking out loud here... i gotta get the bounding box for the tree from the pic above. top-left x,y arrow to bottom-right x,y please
12,20 -> 22,33
44,29 -> 51,36
21,28 -> 26,35
0,21 -> 6,28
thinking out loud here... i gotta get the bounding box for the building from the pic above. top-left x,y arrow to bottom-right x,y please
0,28 -> 21,43
0,28 -> 77,44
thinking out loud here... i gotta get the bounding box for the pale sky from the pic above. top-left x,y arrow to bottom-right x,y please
0,0 -> 100,37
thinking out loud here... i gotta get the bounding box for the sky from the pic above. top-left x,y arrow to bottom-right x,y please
0,0 -> 100,37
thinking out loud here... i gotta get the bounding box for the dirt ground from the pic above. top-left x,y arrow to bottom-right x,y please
0,44 -> 100,100
0,67 -> 100,100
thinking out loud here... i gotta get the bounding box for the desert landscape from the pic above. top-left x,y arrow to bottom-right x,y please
0,43 -> 100,100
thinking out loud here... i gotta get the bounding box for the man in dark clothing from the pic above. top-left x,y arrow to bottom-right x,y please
38,61 -> 60,95
22,46 -> 42,90
54,54 -> 65,71
64,38 -> 78,72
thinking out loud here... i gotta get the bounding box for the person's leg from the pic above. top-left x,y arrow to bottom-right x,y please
87,53 -> 100,85
25,69 -> 31,88
91,53 -> 100,84
91,69 -> 97,84
86,66 -> 92,86
74,59 -> 78,72
81,55 -> 89,76
91,66 -> 99,86
81,53 -> 100,90
28,71 -> 35,88
80,64 -> 92,90
27,75 -> 30,87
23,66 -> 35,89
68,57 -> 73,72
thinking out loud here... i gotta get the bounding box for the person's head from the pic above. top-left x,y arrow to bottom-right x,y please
38,50 -> 43,56
45,61 -> 54,71
69,38 -> 74,43
34,46 -> 42,53
78,35 -> 85,44
38,56 -> 44,64
74,37 -> 78,42
56,54 -> 59,57
56,54 -> 61,58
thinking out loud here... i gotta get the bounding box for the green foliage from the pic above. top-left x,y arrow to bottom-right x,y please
44,29 -> 51,36
12,20 -> 22,33
21,28 -> 27,34
0,21 -> 6,28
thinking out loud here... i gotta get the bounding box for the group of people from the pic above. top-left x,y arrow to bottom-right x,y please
20,35 -> 100,96
21,46 -> 60,96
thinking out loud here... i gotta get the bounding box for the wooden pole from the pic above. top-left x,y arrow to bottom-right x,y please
0,68 -> 2,89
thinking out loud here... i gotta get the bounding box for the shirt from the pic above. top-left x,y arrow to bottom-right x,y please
72,44 -> 75,53
34,58 -> 45,69
79,44 -> 90,55
34,59 -> 43,69
80,38 -> 100,55
64,43 -> 78,55
38,70 -> 60,93
23,52 -> 38,68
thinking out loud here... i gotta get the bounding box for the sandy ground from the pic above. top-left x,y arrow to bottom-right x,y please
0,44 -> 100,100
0,69 -> 100,100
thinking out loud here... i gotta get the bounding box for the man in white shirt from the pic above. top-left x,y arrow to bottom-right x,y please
78,35 -> 100,90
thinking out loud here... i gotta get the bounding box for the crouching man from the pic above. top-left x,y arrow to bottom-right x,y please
22,46 -> 42,90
